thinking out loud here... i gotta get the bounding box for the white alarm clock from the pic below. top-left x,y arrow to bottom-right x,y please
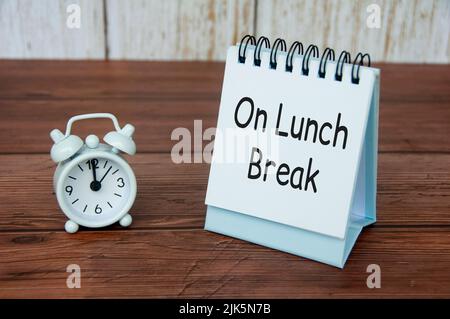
50,113 -> 137,233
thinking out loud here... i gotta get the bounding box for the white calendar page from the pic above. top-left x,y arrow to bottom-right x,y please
205,46 -> 376,239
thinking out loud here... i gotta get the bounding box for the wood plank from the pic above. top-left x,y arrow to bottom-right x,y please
0,154 -> 207,231
106,0 -> 255,60
0,99 -> 219,154
0,61 -> 449,103
0,0 -> 105,59
0,62 -> 449,153
380,101 -> 450,152
0,61 -> 224,100
256,0 -> 450,63
0,227 -> 449,298
0,153 -> 448,231
0,98 -> 448,154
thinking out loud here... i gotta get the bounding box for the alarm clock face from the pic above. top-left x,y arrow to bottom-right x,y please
57,153 -> 136,227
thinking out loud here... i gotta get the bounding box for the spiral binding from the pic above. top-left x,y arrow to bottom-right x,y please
286,41 -> 303,72
335,51 -> 351,81
270,38 -> 287,69
254,36 -> 270,67
238,35 -> 256,63
238,35 -> 371,84
302,44 -> 319,76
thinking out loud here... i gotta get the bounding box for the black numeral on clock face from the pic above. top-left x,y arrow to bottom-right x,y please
95,204 -> 102,214
117,177 -> 125,188
86,159 -> 99,170
65,185 -> 73,196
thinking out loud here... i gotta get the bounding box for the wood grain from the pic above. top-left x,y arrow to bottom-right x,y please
0,60 -> 224,100
1,61 -> 448,102
256,0 -> 450,63
0,227 -> 449,298
0,0 -> 105,59
0,153 -> 448,231
0,60 -> 449,298
0,61 -> 448,154
0,99 -> 448,154
106,0 -> 255,60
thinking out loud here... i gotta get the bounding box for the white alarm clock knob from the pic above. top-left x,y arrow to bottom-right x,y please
85,134 -> 100,149
119,214 -> 132,227
65,220 -> 79,233
50,129 -> 84,163
104,124 -> 136,155
121,123 -> 135,137
50,128 -> 65,143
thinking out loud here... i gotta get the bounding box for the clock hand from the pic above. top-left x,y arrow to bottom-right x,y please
91,159 -> 98,182
90,159 -> 101,191
99,166 -> 112,183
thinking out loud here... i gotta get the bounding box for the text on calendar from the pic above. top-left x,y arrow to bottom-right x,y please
233,96 -> 350,193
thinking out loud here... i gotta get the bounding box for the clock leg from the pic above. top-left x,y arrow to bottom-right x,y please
119,214 -> 132,227
65,220 -> 79,233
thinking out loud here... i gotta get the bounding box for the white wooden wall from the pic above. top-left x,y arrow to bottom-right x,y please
106,0 -> 255,60
0,0 -> 105,59
0,0 -> 448,62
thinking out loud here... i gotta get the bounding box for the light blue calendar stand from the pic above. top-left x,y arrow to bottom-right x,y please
205,77 -> 379,268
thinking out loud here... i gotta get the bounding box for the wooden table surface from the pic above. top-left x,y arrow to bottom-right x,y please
0,60 -> 449,298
